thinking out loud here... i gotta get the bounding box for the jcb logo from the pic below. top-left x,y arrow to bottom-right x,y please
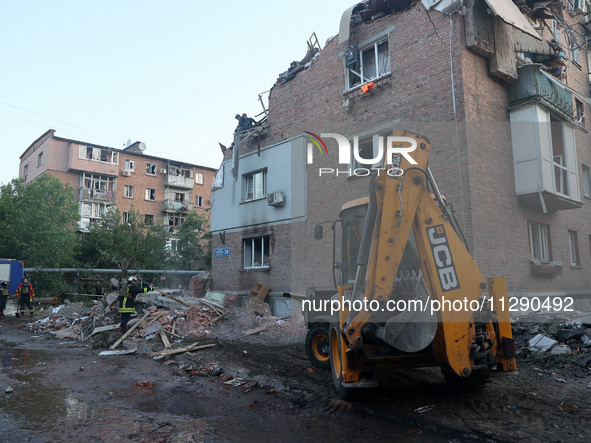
427,225 -> 459,292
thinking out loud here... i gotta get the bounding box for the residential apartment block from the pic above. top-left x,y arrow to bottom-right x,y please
211,0 -> 591,303
19,129 -> 215,238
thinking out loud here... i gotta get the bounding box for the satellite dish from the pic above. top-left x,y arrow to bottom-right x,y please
126,139 -> 131,147
138,142 -> 146,151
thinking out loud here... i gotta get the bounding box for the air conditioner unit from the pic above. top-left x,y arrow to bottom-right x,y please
159,168 -> 167,174
122,170 -> 131,176
267,191 -> 285,207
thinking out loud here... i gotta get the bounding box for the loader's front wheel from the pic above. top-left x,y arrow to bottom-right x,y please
329,326 -> 353,399
443,369 -> 490,392
305,324 -> 330,370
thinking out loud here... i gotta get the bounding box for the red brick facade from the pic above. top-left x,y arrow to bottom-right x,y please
212,2 -> 591,297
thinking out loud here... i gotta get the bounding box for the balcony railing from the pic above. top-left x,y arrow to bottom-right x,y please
165,174 -> 194,189
80,188 -> 116,203
508,65 -> 574,120
164,200 -> 194,212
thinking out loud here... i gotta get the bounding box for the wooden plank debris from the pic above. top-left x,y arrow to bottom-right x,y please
110,311 -> 151,350
243,325 -> 267,336
159,330 -> 171,349
149,342 -> 216,357
155,288 -> 191,307
98,348 -> 137,356
91,325 -> 119,335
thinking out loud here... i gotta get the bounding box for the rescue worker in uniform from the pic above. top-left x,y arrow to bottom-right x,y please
16,278 -> 35,317
0,281 -> 9,318
119,276 -> 155,333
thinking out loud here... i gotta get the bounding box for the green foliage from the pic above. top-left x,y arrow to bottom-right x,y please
80,206 -> 168,277
0,176 -> 79,267
165,211 -> 211,270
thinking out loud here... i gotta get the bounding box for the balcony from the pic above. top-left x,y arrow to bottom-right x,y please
80,188 -> 116,203
165,174 -> 194,189
508,65 -> 574,121
164,200 -> 194,212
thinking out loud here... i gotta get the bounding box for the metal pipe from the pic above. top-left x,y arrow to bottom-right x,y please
24,268 -> 204,275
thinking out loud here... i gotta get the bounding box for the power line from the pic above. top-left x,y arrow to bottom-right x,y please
0,100 -> 125,143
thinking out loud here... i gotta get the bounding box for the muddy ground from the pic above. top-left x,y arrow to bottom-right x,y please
1,304 -> 590,442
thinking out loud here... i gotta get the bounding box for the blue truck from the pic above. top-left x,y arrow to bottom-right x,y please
0,259 -> 24,293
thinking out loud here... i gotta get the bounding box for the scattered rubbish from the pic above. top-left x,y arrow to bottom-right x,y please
5,386 -> 13,393
35,362 -> 46,366
224,377 -> 248,387
588,381 -> 591,389
549,344 -> 571,355
553,373 -> 567,383
406,428 -> 423,435
414,404 -> 435,414
98,348 -> 137,356
135,380 -> 154,388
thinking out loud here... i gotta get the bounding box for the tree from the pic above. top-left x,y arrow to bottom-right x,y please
79,206 -> 168,279
165,211 -> 211,270
0,176 -> 79,267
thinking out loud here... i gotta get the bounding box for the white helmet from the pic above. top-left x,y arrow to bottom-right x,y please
127,276 -> 137,283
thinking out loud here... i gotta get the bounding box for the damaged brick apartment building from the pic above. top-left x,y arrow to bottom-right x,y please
210,0 -> 591,305
19,129 -> 215,248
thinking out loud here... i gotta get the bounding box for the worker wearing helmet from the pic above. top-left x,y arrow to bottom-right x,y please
0,281 -> 9,318
118,276 -> 155,333
16,278 -> 35,318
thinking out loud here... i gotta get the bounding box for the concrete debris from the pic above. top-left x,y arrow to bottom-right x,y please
529,334 -> 558,352
5,386 -> 14,393
549,344 -> 571,355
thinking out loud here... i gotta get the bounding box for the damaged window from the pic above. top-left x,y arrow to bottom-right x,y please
346,39 -> 390,90
243,236 -> 270,269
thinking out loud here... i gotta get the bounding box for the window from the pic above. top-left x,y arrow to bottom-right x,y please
243,236 -> 270,268
583,164 -> 590,197
568,230 -> 580,266
123,185 -> 134,198
575,99 -> 585,127
123,212 -> 131,224
37,152 -> 44,166
146,163 -> 157,175
144,214 -> 155,225
172,192 -> 185,203
125,159 -> 135,172
570,40 -> 580,66
195,172 -> 204,184
23,164 -> 28,178
244,170 -> 266,201
145,188 -> 156,201
196,196 -> 203,208
551,115 -> 570,196
346,38 -> 390,90
528,221 -> 551,261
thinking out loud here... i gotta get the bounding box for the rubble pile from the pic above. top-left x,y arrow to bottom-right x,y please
188,272 -> 211,297
512,315 -> 591,379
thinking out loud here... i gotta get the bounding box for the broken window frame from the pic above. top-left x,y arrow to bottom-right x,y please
146,163 -> 157,175
244,169 -> 267,202
195,195 -> 204,208
144,214 -> 155,226
125,159 -> 135,172
528,221 -> 551,262
145,188 -> 156,201
346,38 -> 390,90
78,145 -> 118,165
243,236 -> 270,269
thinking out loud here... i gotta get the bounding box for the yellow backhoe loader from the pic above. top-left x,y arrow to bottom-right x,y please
304,130 -> 516,398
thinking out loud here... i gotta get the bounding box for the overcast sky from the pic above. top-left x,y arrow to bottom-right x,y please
0,0 -> 356,185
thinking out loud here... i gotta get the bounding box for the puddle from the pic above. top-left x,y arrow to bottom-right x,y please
0,347 -> 207,441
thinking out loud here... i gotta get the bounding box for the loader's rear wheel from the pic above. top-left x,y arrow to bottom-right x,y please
305,324 -> 330,370
329,326 -> 354,399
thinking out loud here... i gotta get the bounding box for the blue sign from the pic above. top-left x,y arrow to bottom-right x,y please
214,247 -> 230,257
